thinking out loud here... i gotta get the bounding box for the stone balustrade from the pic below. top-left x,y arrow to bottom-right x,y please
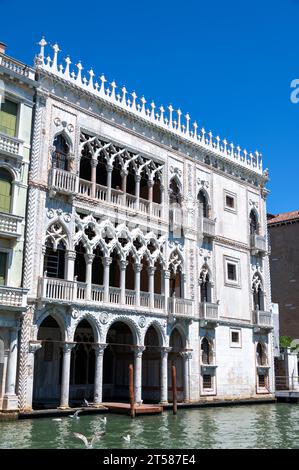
37,39 -> 264,175
168,297 -> 194,317
50,168 -> 78,194
0,54 -> 35,79
252,310 -> 272,328
199,302 -> 219,321
0,212 -> 22,238
202,218 -> 216,238
0,286 -> 28,309
0,133 -> 23,157
250,234 -> 267,255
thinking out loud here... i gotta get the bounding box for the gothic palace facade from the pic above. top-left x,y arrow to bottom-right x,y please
0,39 -> 274,411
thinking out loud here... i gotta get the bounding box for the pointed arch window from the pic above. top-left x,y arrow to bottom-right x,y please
169,178 -> 183,239
52,134 -> 70,171
0,168 -> 13,213
256,342 -> 267,366
44,239 -> 66,279
198,190 -> 209,219
250,210 -> 258,236
201,337 -> 213,365
199,267 -> 211,302
252,273 -> 264,311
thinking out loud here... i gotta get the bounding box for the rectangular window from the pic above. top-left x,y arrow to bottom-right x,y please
227,263 -> 237,281
0,100 -> 18,137
258,374 -> 266,388
203,374 -> 212,389
226,195 -> 235,208
231,331 -> 239,343
230,328 -> 242,347
0,252 -> 7,285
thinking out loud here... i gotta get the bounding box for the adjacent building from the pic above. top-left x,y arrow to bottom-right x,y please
0,43 -> 36,410
0,38 -> 275,412
268,210 -> 299,337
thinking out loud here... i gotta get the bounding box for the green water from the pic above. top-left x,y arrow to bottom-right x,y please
0,403 -> 298,449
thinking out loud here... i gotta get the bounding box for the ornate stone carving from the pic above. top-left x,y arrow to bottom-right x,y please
100,311 -> 109,325
138,316 -> 146,328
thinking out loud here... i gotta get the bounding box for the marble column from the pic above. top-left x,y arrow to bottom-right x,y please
132,346 -> 145,404
25,340 -> 43,411
66,250 -> 76,281
164,269 -> 170,314
180,351 -> 192,403
135,174 -> 141,208
107,163 -> 113,202
84,253 -> 95,301
103,256 -> 112,302
120,260 -> 128,305
93,343 -> 107,405
2,328 -> 19,410
91,158 -> 98,199
148,266 -> 156,309
148,179 -> 154,215
134,263 -> 142,307
121,170 -> 128,205
59,342 -> 76,409
160,347 -> 172,404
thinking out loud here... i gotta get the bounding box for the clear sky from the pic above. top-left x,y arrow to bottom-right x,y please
1,0 -> 298,214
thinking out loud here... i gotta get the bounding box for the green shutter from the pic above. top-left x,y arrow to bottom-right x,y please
0,252 -> 7,285
0,178 -> 11,213
0,100 -> 17,137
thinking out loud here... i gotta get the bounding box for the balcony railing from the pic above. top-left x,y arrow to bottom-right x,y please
168,297 -> 193,317
50,168 -> 78,194
0,286 -> 27,309
0,54 -> 35,79
202,218 -> 216,238
0,212 -> 22,239
199,302 -> 219,321
0,132 -> 23,157
252,310 -> 272,328
250,234 -> 267,255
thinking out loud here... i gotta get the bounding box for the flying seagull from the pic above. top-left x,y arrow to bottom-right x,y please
69,409 -> 81,419
73,431 -> 105,449
123,434 -> 131,443
100,417 -> 107,424
83,398 -> 91,407
52,418 -> 62,422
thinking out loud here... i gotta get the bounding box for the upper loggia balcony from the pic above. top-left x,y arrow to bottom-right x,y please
250,233 -> 267,256
0,211 -> 23,240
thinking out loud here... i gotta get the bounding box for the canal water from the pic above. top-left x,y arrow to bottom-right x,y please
0,403 -> 298,449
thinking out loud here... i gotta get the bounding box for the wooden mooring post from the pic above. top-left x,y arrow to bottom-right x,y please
172,365 -> 177,415
129,364 -> 135,418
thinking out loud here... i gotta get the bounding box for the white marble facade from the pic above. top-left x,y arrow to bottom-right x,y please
14,39 -> 275,411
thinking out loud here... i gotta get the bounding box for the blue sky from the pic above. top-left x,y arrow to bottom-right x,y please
1,0 -> 298,213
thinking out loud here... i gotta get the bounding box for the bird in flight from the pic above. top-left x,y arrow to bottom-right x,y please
69,410 -> 81,419
83,398 -> 91,407
73,431 -> 105,449
123,434 -> 131,443
100,417 -> 107,424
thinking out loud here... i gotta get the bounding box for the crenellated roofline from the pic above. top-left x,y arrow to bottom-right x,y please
35,38 -> 266,177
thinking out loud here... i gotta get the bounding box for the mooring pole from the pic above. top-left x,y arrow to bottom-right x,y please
172,364 -> 177,415
129,363 -> 135,418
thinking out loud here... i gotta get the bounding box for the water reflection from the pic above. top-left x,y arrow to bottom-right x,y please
0,404 -> 298,449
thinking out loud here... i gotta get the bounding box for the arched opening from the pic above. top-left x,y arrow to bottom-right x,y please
92,245 -> 103,286
140,168 -> 149,200
0,337 -> 4,400
168,328 -> 185,402
169,178 -> 183,238
52,134 -> 70,171
79,144 -> 92,181
109,249 -> 120,288
256,342 -> 267,366
170,267 -> 182,298
126,162 -> 136,196
169,178 -> 181,205
103,322 -> 135,401
33,316 -> 63,409
153,173 -> 162,204
140,256 -> 149,294
252,274 -> 264,311
44,239 -> 66,279
0,168 -> 13,213
96,152 -> 107,186
198,190 -> 209,219
142,326 -> 161,403
111,159 -> 122,190
74,242 -> 86,282
70,319 -> 95,405
250,210 -> 258,236
154,259 -> 163,294
125,253 -> 135,290
201,337 -> 213,365
200,268 -> 211,302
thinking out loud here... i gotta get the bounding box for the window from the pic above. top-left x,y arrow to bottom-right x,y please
224,256 -> 240,287
226,195 -> 235,208
250,210 -> 258,236
201,337 -> 212,364
198,190 -> 209,218
52,134 -> 70,171
258,374 -> 266,388
0,168 -> 13,213
227,263 -> 236,281
0,252 -> 7,285
230,328 -> 241,347
0,99 -> 18,137
203,374 -> 212,389
44,240 -> 66,279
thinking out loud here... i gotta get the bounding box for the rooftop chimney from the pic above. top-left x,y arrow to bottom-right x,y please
0,42 -> 7,54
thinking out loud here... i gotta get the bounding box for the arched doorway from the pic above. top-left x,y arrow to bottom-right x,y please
103,322 -> 135,401
33,316 -> 63,409
70,319 -> 95,405
142,326 -> 161,403
168,328 -> 185,402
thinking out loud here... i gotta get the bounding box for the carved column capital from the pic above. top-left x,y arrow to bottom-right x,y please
29,340 -> 42,354
66,250 -> 76,261
92,343 -> 107,356
134,263 -> 143,273
160,347 -> 172,358
119,260 -> 128,270
62,342 -> 76,353
84,253 -> 95,264
180,351 -> 192,360
131,345 -> 146,357
148,266 -> 156,276
90,158 -> 98,168
102,256 -> 112,267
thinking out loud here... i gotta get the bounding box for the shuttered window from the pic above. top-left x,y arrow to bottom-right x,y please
0,252 -> 7,285
0,100 -> 18,137
0,169 -> 12,213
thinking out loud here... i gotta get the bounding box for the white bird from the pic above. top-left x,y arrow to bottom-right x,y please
73,431 -> 105,449
123,434 -> 131,443
69,409 -> 81,419
52,418 -> 62,422
100,417 -> 107,424
83,398 -> 91,407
